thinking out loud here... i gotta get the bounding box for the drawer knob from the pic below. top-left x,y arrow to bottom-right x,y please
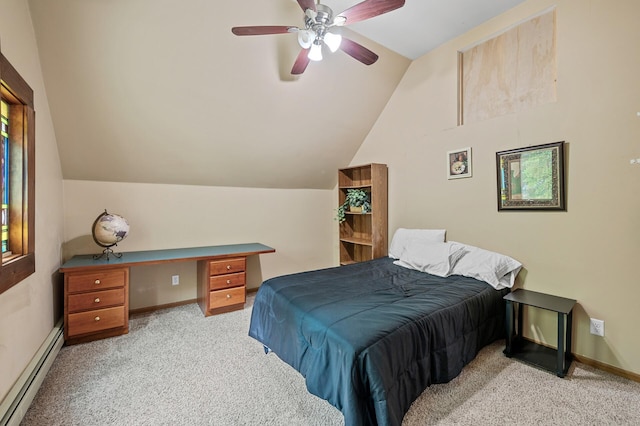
94,279 -> 101,285
226,265 -> 231,270
226,294 -> 232,299
94,316 -> 101,321
226,279 -> 231,284
94,298 -> 101,303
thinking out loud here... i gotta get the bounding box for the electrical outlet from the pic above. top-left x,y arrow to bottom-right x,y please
172,275 -> 179,286
590,318 -> 605,336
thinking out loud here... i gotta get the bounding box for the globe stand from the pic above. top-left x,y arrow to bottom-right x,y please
92,209 -> 129,261
93,246 -> 123,260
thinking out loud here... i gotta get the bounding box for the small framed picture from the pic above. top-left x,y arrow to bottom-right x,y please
447,147 -> 472,179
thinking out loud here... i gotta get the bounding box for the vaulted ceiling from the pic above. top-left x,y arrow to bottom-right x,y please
28,0 -> 524,189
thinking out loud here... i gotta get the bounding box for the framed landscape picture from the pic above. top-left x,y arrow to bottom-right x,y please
447,147 -> 472,179
496,141 -> 565,211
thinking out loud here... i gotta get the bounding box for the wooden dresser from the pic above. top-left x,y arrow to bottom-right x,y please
197,257 -> 246,316
64,267 -> 129,345
60,243 -> 275,344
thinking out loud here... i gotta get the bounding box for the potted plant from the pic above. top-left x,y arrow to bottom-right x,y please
336,188 -> 371,223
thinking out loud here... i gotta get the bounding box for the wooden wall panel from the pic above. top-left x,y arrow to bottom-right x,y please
461,9 -> 556,124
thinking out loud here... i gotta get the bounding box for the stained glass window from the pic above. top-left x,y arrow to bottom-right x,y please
0,51 -> 36,294
0,100 -> 8,254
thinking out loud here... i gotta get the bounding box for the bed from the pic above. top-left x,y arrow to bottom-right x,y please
249,230 -> 522,426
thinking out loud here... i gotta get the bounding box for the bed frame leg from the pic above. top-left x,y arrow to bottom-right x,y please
263,345 -> 271,354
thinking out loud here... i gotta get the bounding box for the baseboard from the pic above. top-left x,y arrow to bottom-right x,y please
129,291 -> 260,316
573,354 -> 640,383
0,319 -> 64,426
129,298 -> 197,315
519,336 -> 640,383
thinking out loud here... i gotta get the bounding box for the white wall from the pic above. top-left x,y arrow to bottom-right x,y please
63,180 -> 335,309
0,0 -> 64,403
351,0 -> 640,374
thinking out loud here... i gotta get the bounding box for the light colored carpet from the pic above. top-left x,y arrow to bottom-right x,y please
21,295 -> 640,425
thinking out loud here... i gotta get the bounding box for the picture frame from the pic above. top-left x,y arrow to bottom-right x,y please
496,141 -> 565,211
447,147 -> 472,179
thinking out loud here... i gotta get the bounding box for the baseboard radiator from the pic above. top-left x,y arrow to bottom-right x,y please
0,319 -> 64,426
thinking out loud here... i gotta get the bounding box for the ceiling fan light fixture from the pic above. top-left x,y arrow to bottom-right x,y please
297,29 -> 314,49
333,15 -> 347,26
323,32 -> 342,53
308,41 -> 323,61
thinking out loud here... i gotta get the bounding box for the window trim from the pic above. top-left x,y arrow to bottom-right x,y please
0,52 -> 35,294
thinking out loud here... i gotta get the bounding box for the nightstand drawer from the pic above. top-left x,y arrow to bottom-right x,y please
67,269 -> 126,293
209,287 -> 245,310
208,258 -> 246,275
67,288 -> 125,313
209,272 -> 245,291
67,306 -> 126,337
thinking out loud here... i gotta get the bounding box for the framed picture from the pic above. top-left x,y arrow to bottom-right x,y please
447,147 -> 472,179
496,141 -> 565,211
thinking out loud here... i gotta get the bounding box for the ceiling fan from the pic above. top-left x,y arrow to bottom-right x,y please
231,0 -> 405,75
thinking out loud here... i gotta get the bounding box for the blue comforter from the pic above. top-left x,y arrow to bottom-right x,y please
249,257 -> 507,426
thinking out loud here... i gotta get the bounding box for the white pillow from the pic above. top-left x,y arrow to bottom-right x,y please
394,241 -> 466,277
449,242 -> 522,290
388,228 -> 446,259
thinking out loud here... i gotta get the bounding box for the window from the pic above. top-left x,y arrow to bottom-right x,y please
0,52 -> 35,294
1,100 -> 9,253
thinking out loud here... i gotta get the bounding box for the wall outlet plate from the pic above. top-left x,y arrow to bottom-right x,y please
172,275 -> 180,286
590,318 -> 605,336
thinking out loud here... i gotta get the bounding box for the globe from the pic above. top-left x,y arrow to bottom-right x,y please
92,210 -> 130,248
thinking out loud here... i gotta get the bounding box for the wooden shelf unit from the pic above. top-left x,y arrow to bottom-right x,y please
338,164 -> 388,265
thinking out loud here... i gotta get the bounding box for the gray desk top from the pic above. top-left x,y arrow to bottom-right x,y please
60,242 -> 275,271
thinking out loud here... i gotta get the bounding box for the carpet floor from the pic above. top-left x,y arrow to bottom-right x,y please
21,296 -> 640,425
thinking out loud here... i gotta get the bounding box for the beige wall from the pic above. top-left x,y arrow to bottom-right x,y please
63,181 -> 335,310
0,0 -> 65,403
2,0 -> 638,408
351,0 -> 640,374
27,0 -> 410,191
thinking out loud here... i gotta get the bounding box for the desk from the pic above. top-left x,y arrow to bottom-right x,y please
504,289 -> 576,377
60,243 -> 275,344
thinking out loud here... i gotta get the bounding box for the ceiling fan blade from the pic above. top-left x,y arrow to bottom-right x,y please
340,37 -> 378,65
231,26 -> 296,36
291,48 -> 311,75
297,0 -> 317,13
336,0 -> 405,25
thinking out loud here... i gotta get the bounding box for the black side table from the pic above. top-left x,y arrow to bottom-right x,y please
504,289 -> 577,378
